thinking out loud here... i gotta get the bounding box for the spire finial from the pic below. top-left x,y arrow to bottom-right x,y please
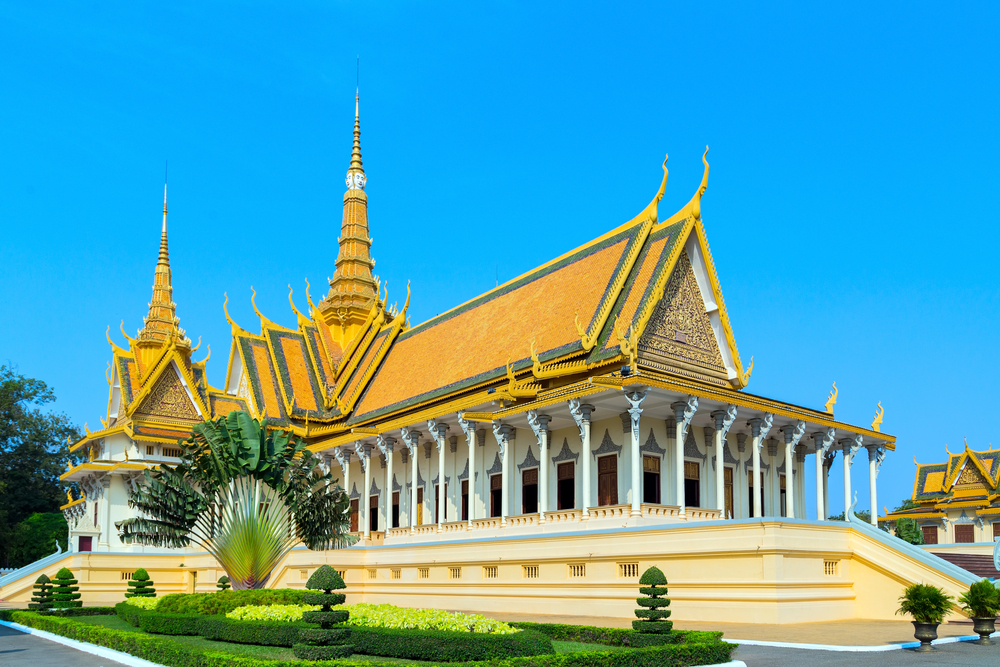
347,86 -> 364,180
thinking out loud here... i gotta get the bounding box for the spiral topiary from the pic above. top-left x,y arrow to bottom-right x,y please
51,567 -> 82,609
293,565 -> 352,660
28,574 -> 54,610
217,575 -> 231,591
632,566 -> 672,634
125,568 -> 156,598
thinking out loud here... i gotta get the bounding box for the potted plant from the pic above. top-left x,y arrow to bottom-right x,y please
896,583 -> 954,651
958,579 -> 1000,645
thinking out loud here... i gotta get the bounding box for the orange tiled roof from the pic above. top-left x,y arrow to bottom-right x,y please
209,393 -> 250,419
350,225 -> 644,422
237,334 -> 289,425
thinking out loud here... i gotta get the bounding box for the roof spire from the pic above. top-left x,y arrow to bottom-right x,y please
347,87 -> 365,182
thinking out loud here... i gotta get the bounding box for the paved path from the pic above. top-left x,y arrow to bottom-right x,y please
734,641 -> 1000,665
0,624 -> 115,666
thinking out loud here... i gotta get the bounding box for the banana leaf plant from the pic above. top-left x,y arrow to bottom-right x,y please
116,411 -> 354,589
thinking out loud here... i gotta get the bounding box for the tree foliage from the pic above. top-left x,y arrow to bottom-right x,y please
0,365 -> 81,567
29,573 -> 54,610
117,411 -> 354,590
895,517 -> 924,545
633,566 -> 672,634
897,583 -> 953,624
126,568 -> 156,598
51,567 -> 82,609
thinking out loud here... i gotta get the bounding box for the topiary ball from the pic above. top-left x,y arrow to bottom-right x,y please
306,565 -> 346,592
55,567 -> 74,580
132,568 -> 149,581
639,566 -> 667,587
35,574 -> 51,584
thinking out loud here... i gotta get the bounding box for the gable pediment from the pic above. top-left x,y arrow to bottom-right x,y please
132,363 -> 200,424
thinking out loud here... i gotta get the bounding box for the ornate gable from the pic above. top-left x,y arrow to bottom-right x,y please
637,250 -> 726,380
132,364 -> 199,423
954,460 -> 990,490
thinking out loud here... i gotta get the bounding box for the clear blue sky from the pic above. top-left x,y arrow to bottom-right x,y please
1,2 -> 997,520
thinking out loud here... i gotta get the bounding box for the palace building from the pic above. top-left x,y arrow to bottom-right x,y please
883,443 -> 1000,546
6,93 -> 983,623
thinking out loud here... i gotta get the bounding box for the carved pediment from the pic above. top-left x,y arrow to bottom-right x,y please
133,365 -> 199,423
638,251 -> 726,380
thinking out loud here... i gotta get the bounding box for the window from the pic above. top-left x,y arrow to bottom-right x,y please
121,571 -> 133,581
522,468 -> 538,514
568,564 -> 586,578
921,525 -> 938,544
392,492 -> 400,529
146,446 -> 155,456
522,565 -> 539,579
416,488 -> 424,525
299,569 -> 309,581
618,562 -> 639,578
598,455 -> 618,506
955,524 -> 975,543
643,456 -> 661,504
163,447 -> 182,458
724,467 -> 734,519
747,471 -> 764,517
434,483 -> 447,523
824,560 -> 839,576
490,475 -> 502,517
994,522 -> 1000,542
370,494 -> 379,532
483,566 -> 498,579
449,567 -> 462,580
461,480 -> 469,521
94,502 -> 99,528
78,536 -> 92,552
391,568 -> 401,580
418,567 -> 429,579
685,462 -> 700,508
349,499 -> 359,532
557,462 -> 575,510
779,475 -> 787,517
336,570 -> 346,580
367,569 -> 377,580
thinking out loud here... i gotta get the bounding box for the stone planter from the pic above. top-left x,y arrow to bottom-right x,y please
971,616 -> 996,645
911,621 -> 938,652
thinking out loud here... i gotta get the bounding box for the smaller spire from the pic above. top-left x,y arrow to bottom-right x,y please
159,183 -> 169,264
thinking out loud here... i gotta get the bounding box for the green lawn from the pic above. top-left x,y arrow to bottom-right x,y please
552,640 -> 625,653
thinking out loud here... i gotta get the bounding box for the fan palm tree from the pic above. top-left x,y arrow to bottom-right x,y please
116,411 -> 354,589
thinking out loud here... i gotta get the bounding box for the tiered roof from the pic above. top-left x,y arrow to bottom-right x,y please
884,442 -> 1000,521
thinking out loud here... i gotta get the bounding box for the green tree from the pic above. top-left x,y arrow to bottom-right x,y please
117,411 -> 355,590
125,568 -> 156,598
28,574 -> 54,610
9,512 -> 69,565
217,575 -> 231,591
0,366 -> 82,567
633,566 -> 673,634
51,567 -> 82,608
895,517 -> 924,545
829,509 -> 872,523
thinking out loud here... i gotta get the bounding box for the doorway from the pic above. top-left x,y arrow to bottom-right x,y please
557,462 -> 574,510
643,456 -> 660,504
490,475 -> 502,517
598,455 -> 618,506
684,461 -> 700,507
522,468 -> 538,514
349,499 -> 359,532
461,480 -> 469,521
391,492 -> 399,529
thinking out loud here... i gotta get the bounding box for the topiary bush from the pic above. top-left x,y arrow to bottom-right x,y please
632,566 -> 672,634
51,567 -> 82,609
28,574 -> 54,610
897,583 -> 954,624
216,576 -> 230,591
126,568 -> 156,598
293,564 -> 353,660
154,588 -> 305,615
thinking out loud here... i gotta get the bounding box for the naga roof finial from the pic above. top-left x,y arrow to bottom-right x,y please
288,284 -> 308,322
688,146 -> 710,221
304,278 -> 317,313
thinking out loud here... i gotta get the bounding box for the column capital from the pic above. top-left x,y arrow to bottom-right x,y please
449,435 -> 458,453
399,427 -> 422,454
736,432 -> 748,453
492,420 -> 514,456
376,434 -> 396,455
746,413 -> 774,440
711,405 -> 738,439
427,419 -> 449,450
568,399 -> 594,441
333,446 -> 352,470
526,410 -> 552,442
703,426 -> 716,439
781,420 -> 806,446
812,427 -> 836,455
354,441 -> 371,471
672,396 -> 698,425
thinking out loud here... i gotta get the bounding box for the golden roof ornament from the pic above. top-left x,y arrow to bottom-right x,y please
345,89 -> 366,191
871,401 -> 884,432
824,382 -> 838,414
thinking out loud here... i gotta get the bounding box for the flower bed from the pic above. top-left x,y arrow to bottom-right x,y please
227,602 -> 517,634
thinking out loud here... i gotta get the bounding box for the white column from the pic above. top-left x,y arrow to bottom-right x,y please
458,415 -> 476,526
625,389 -> 647,517
569,400 -> 594,517
492,422 -> 512,526
747,414 -> 773,518
401,428 -> 421,534
334,446 -> 351,503
812,428 -> 835,520
527,411 -> 551,522
867,444 -> 885,526
671,396 -> 698,513
354,442 -> 371,538
781,421 -> 805,519
428,420 -> 448,530
735,433 -> 747,518
377,435 -> 395,531
711,406 -> 738,514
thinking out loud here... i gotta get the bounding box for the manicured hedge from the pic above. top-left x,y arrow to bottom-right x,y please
155,589 -> 306,616
194,615 -> 553,661
7,610 -> 735,667
511,622 -> 722,648
138,612 -> 204,636
115,601 -> 146,627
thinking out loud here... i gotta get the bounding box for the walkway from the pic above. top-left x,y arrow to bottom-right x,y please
0,624 -> 113,666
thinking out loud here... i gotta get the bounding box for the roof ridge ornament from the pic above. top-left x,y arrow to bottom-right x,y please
738,356 -> 753,386
683,146 -> 710,221
871,401 -> 884,432
824,382 -> 838,414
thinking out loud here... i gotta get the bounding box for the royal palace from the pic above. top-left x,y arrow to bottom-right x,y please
0,95 -> 986,623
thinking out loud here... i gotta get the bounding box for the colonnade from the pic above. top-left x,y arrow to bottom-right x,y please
327,388 -> 889,537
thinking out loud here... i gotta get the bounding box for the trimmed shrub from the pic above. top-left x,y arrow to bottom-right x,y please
293,564 -> 353,660
511,622 -> 722,648
154,588 -> 305,615
39,607 -> 117,617
50,567 -> 82,609
116,601 -> 146,627
896,583 -> 954,624
197,616 -> 306,646
125,568 -> 156,598
632,566 -> 671,634
216,575 -> 231,591
137,612 -> 203,636
28,574 -> 54,610
350,626 -> 553,661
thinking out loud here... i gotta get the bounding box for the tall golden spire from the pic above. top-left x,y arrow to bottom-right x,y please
318,89 -> 379,346
136,183 -> 189,358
